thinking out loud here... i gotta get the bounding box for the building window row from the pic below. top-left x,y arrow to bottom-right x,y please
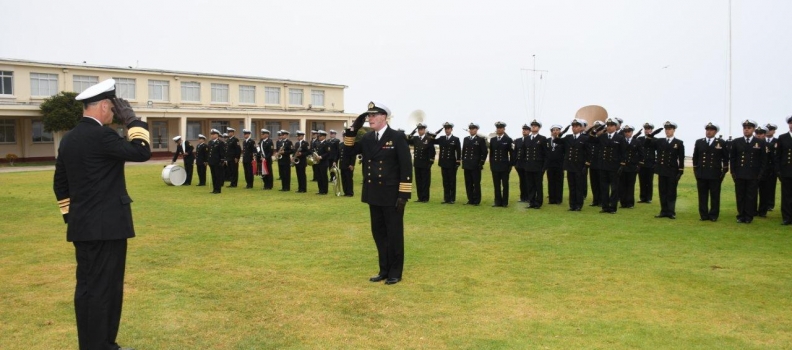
1,71 -> 13,95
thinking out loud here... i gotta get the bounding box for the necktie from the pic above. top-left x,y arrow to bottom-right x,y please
376,132 -> 379,141
746,137 -> 749,143
531,135 -> 534,140
668,138 -> 671,144
608,134 -> 612,140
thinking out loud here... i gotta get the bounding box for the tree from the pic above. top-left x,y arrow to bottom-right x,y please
40,92 -> 82,133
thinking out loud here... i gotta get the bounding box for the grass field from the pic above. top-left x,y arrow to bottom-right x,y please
1,164 -> 791,349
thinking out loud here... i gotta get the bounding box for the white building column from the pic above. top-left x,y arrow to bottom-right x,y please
244,116 -> 252,132
300,118 -> 307,133
179,115 -> 187,140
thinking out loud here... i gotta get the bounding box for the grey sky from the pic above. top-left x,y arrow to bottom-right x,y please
2,0 -> 790,151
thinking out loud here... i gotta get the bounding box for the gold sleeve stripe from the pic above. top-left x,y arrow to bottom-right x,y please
128,127 -> 151,143
344,136 -> 356,146
58,198 -> 70,205
399,183 -> 412,192
59,204 -> 69,215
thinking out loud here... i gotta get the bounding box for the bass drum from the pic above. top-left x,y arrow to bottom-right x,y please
161,164 -> 187,186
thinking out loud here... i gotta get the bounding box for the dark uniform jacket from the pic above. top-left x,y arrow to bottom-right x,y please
646,137 -> 685,177
489,135 -> 513,171
195,142 -> 208,164
730,136 -> 766,180
514,136 -> 527,169
622,137 -> 644,172
358,126 -> 413,206
522,134 -> 548,172
461,135 -> 488,170
545,137 -> 565,169
637,135 -> 656,169
258,138 -> 274,162
53,118 -> 151,242
317,139 -> 334,166
293,139 -> 310,165
242,137 -> 256,163
276,139 -> 293,161
692,137 -> 729,180
412,135 -> 436,169
226,136 -> 241,162
776,133 -> 792,178
588,133 -> 626,171
208,139 -> 226,166
434,134 -> 461,168
764,137 -> 777,178
172,140 -> 194,163
554,133 -> 589,173
328,138 -> 341,163
336,139 -> 354,168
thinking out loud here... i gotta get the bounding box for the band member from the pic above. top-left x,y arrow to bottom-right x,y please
276,130 -> 293,191
461,123 -> 488,206
315,130 -> 332,195
412,123 -> 435,202
692,123 -> 728,221
618,125 -> 643,208
257,129 -> 274,190
171,135 -> 194,185
757,124 -> 777,216
522,120 -> 547,209
291,131 -> 309,193
240,129 -> 256,189
546,125 -> 566,204
310,130 -> 320,182
54,80 -> 150,350
225,128 -> 241,187
514,124 -> 530,202
344,102 -> 412,285
339,128 -> 358,197
587,118 -> 626,213
554,119 -> 589,211
328,130 -> 340,183
434,122 -> 461,204
588,120 -> 605,207
195,134 -> 208,186
730,120 -> 767,223
208,129 -> 227,194
777,116 -> 792,225
637,123 -> 656,203
645,121 -> 684,219
222,132 -> 230,181
490,121 -> 512,207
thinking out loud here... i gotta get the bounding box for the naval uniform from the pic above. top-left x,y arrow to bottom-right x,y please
645,136 -> 685,218
226,135 -> 241,186
554,133 -> 590,210
758,137 -> 777,216
776,132 -> 792,224
316,139 -> 333,194
433,134 -> 461,203
514,136 -> 528,202
489,134 -> 513,207
339,138 -> 357,196
413,134 -> 436,201
172,140 -> 194,185
294,139 -> 310,192
692,137 -> 729,221
545,137 -> 565,204
588,132 -> 626,213
462,134 -> 488,205
53,117 -> 151,350
588,134 -> 603,206
731,136 -> 767,223
195,141 -> 208,186
311,137 -> 320,181
522,133 -> 547,208
242,137 -> 257,188
208,138 -> 227,193
276,138 -> 293,191
618,136 -> 643,208
258,137 -> 274,189
637,134 -> 656,203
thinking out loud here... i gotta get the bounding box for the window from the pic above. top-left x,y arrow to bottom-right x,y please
151,121 -> 168,149
0,119 -> 16,143
311,90 -> 324,107
265,121 -> 281,133
114,78 -> 136,99
30,73 -> 58,96
265,87 -> 280,104
32,120 -> 53,143
148,80 -> 169,101
311,122 -> 325,131
211,83 -> 229,103
211,121 -> 230,133
187,121 -> 201,140
289,121 -> 299,135
239,85 -> 255,104
0,71 -> 13,95
289,88 -> 303,106
181,82 -> 200,102
73,75 -> 98,93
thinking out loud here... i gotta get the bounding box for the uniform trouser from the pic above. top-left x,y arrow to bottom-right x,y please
243,160 -> 254,187
524,170 -> 544,207
341,166 -> 354,195
463,168 -> 482,204
758,176 -> 777,214
369,204 -> 404,279
546,167 -> 564,204
696,177 -> 722,220
296,164 -> 307,191
491,169 -> 510,206
278,161 -> 291,190
619,171 -> 637,207
517,169 -> 527,201
639,167 -> 654,202
317,164 -> 329,193
73,239 -> 127,350
441,167 -> 458,202
210,164 -> 223,193
312,164 -> 319,181
781,177 -> 792,222
734,178 -> 758,221
228,160 -> 239,186
415,166 -> 431,201
600,169 -> 620,212
183,159 -> 194,185
196,163 -> 207,185
567,171 -> 586,209
260,160 -> 274,189
589,168 -> 602,204
658,175 -> 679,216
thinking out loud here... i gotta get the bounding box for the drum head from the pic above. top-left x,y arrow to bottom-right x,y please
162,164 -> 187,186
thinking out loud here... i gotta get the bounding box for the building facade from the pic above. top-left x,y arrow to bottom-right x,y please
0,58 -> 355,160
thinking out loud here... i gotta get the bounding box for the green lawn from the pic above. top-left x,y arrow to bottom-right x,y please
0,164 -> 790,349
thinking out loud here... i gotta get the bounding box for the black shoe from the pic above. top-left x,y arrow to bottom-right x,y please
655,214 -> 667,218
492,204 -> 501,207
531,206 -> 541,209
502,204 -> 508,208
464,202 -> 472,205
710,217 -> 718,222
369,274 -> 387,282
449,201 -> 455,204
345,194 -> 354,197
669,215 -> 676,219
744,219 -> 753,224
782,221 -> 791,225
196,184 -> 205,186
384,278 -> 401,285
211,192 -> 220,194
599,210 -> 608,213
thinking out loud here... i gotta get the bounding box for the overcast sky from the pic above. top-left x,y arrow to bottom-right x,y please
2,0 -> 791,152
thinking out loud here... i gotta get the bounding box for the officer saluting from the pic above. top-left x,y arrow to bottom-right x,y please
692,123 -> 729,221
587,117 -> 626,214
434,122 -> 461,204
546,124 -> 567,205
489,121 -> 513,207
53,79 -> 151,350
207,129 -> 227,194
461,123 -> 488,205
171,135 -> 194,185
195,134 -> 208,186
412,123 -> 436,202
645,121 -> 684,219
554,119 -> 589,211
731,120 -> 767,223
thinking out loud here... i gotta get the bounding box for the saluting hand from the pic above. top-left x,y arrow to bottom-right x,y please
111,98 -> 139,126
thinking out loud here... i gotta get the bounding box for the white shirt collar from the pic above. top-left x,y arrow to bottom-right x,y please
667,136 -> 675,142
375,125 -> 389,139
83,116 -> 103,126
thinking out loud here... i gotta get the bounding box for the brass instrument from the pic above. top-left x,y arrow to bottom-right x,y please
274,141 -> 286,161
330,163 -> 342,196
290,150 -> 301,166
307,151 -> 319,166
356,153 -> 363,165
